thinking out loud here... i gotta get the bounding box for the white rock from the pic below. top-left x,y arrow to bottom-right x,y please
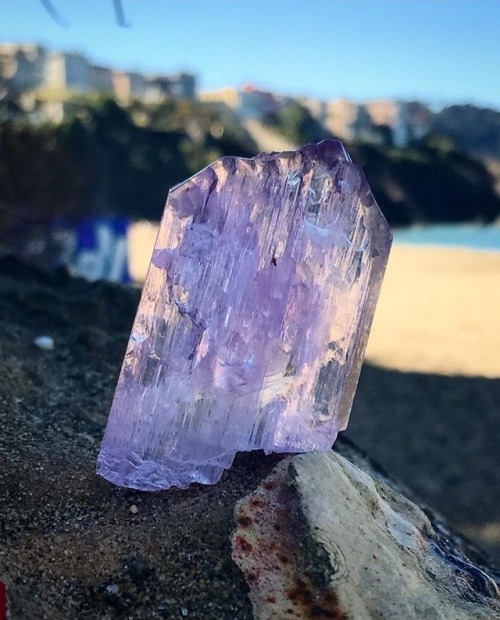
232,452 -> 500,619
33,336 -> 54,351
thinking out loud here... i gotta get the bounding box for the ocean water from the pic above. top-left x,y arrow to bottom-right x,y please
393,224 -> 500,252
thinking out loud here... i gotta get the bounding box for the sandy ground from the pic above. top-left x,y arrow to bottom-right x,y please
366,245 -> 500,378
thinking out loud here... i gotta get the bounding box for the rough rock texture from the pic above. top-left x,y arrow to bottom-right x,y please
98,141 -> 391,491
233,452 -> 500,619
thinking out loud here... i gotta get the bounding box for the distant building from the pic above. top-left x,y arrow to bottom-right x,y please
144,72 -> 196,103
168,72 -> 196,100
91,65 -> 114,95
200,85 -> 282,121
200,87 -> 240,109
325,98 -> 433,145
398,101 -> 432,144
1,42 -> 197,113
112,71 -> 148,103
143,76 -> 172,103
365,99 -> 399,128
326,99 -> 369,141
0,43 -> 47,92
365,100 -> 432,146
1,43 -> 434,145
299,97 -> 328,126
238,85 -> 282,121
44,51 -> 91,93
114,71 -> 196,104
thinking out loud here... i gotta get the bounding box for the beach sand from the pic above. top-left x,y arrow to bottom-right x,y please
366,245 -> 500,378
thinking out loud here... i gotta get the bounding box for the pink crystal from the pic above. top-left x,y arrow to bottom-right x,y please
97,140 -> 392,490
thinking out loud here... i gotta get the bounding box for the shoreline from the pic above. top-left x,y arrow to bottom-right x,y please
392,222 -> 500,253
394,241 -> 500,253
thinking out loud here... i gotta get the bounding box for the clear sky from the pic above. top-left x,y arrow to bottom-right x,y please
1,0 -> 499,109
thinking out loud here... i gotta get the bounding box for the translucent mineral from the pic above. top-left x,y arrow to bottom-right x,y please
97,140 -> 392,491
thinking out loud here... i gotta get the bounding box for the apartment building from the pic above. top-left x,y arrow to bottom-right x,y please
0,43 -> 47,92
112,71 -> 147,103
298,97 -> 328,126
0,43 -> 197,115
143,73 -> 196,104
168,72 -> 196,100
326,99 -> 364,140
199,87 -> 240,109
91,65 -> 114,95
200,85 -> 282,122
366,100 -> 431,146
44,50 -> 91,93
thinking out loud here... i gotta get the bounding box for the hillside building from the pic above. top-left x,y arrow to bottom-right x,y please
298,97 -> 328,126
0,43 -> 47,92
0,42 -> 197,120
91,65 -> 114,95
112,71 -> 147,103
44,51 -> 91,93
200,85 -> 282,122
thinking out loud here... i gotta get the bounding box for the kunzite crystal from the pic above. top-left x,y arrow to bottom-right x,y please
97,140 -> 392,491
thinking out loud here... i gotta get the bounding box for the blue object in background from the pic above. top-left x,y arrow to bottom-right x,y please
54,217 -> 131,283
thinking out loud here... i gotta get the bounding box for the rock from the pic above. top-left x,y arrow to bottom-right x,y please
33,335 -> 55,350
232,452 -> 500,619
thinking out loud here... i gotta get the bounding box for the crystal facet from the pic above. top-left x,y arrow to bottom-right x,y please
97,140 -> 392,491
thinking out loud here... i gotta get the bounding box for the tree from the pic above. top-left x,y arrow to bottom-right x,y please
431,105 -> 500,158
274,101 -> 331,145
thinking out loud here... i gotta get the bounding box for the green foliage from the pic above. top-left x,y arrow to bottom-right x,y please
266,101 -> 332,145
0,96 -> 499,233
416,132 -> 457,154
0,96 -> 259,228
350,142 -> 500,226
431,105 -> 500,158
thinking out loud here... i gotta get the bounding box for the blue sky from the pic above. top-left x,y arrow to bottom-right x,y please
2,0 -> 499,109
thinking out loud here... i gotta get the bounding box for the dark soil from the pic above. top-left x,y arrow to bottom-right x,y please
348,364 -> 500,565
0,257 -> 284,619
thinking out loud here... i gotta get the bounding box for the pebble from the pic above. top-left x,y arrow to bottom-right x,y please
129,504 -> 139,514
33,336 -> 54,350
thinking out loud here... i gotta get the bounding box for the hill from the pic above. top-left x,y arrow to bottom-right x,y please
0,96 -> 499,241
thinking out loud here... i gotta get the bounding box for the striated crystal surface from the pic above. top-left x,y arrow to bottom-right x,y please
97,140 -> 392,491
